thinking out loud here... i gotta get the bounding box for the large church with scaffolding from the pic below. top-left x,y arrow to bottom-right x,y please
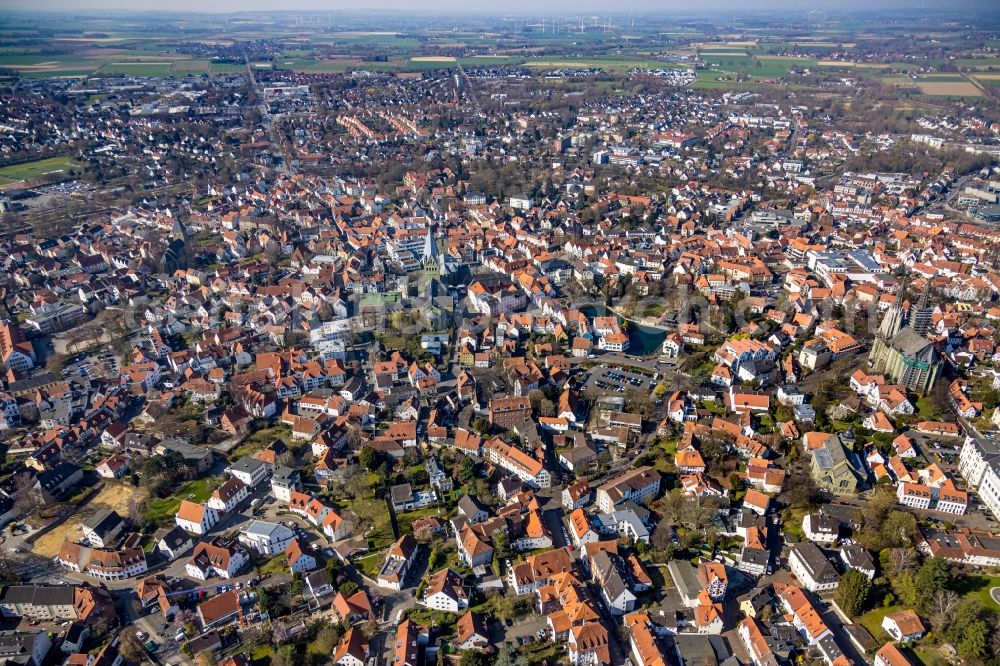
867,283 -> 942,395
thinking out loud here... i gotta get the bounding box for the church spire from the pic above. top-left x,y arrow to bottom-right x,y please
422,223 -> 439,263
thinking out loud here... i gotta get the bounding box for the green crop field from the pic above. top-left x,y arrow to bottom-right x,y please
0,156 -> 83,185
170,59 -> 211,74
97,62 -> 174,76
692,70 -> 764,90
209,62 -> 247,74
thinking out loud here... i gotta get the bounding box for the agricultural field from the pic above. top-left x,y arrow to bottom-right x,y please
0,156 -> 83,186
954,56 -> 1000,69
208,61 -> 247,74
701,54 -> 814,79
98,62 -> 174,77
974,75 -> 1000,88
916,80 -> 983,97
522,56 -> 687,72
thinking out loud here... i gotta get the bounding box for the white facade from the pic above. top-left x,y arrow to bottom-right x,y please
239,521 -> 295,556
788,546 -> 839,593
176,503 -> 219,535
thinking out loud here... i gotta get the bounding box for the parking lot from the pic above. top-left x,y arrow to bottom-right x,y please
58,349 -> 119,380
583,363 -> 659,395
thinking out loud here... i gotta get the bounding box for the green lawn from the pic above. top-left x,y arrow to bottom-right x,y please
781,507 -> 809,543
0,156 -> 83,185
143,477 -> 217,524
170,59 -> 211,74
913,646 -> 949,666
250,644 -> 274,666
257,554 -> 288,576
355,552 -> 384,579
914,397 -> 941,421
398,506 -> 447,535
520,640 -> 564,666
647,439 -> 678,474
951,573 -> 1000,609
230,424 -> 291,460
857,605 -> 901,642
405,607 -> 457,636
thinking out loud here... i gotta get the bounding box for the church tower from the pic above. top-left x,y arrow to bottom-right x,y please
909,281 -> 933,337
422,223 -> 440,274
877,300 -> 905,341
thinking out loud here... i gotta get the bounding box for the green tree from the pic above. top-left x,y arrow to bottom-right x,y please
493,530 -> 513,561
359,446 -> 379,471
915,558 -> 950,603
457,457 -> 477,485
460,651 -> 488,666
836,569 -> 871,616
944,598 -> 991,660
307,623 -> 341,661
494,642 -> 529,666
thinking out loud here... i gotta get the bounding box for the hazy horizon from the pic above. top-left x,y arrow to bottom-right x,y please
1,0 -> 997,14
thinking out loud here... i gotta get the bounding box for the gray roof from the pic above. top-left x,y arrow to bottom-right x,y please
805,513 -> 840,534
791,542 -> 840,584
0,632 -> 47,665
596,509 -> 650,541
241,520 -> 292,539
740,547 -> 770,567
231,456 -> 265,473
0,585 -> 75,607
841,544 -> 876,571
667,560 -> 701,602
390,483 -> 414,505
82,509 -> 123,535
457,494 -> 485,518
159,526 -> 192,549
592,550 -> 632,603
891,326 -> 936,358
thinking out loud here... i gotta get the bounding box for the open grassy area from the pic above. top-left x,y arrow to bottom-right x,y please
257,554 -> 288,576
0,156 -> 83,185
951,573 -> 1000,609
913,646 -> 949,666
916,80 -> 983,97
143,477 -> 217,524
781,506 -> 809,543
230,424 -> 291,460
170,59 -> 211,74
355,552 -> 384,579
520,640 -> 565,665
98,62 -> 174,77
646,438 -> 678,474
857,604 -> 902,642
914,396 -> 941,421
397,506 -> 447,535
250,644 -> 275,666
209,62 -> 247,74
405,607 -> 457,636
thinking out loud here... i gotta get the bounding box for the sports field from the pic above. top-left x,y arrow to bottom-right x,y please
0,156 -> 82,185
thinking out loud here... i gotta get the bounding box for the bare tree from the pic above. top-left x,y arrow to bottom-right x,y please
885,548 -> 917,580
362,616 -> 380,638
118,632 -> 147,664
926,589 -> 959,630
0,550 -> 20,585
11,472 -> 37,519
